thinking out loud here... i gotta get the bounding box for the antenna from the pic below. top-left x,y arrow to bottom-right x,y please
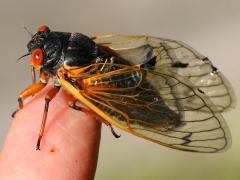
17,52 -> 31,62
23,25 -> 33,37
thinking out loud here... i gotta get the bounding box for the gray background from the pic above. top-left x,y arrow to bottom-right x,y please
0,0 -> 240,179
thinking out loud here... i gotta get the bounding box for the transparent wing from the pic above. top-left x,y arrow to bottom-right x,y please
93,35 -> 236,112
60,63 -> 231,153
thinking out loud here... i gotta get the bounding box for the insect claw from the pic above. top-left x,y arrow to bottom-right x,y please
11,110 -> 18,118
109,124 -> 121,138
112,131 -> 121,138
36,136 -> 42,151
68,101 -> 82,111
12,98 -> 24,118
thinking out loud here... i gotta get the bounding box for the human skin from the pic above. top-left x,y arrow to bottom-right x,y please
0,86 -> 101,180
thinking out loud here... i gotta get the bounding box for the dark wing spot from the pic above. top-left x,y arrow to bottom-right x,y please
197,88 -> 205,94
182,132 -> 193,145
211,65 -> 218,73
172,61 -> 189,68
145,56 -> 157,67
202,57 -> 210,62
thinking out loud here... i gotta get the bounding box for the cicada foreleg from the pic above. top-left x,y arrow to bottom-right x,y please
12,72 -> 49,117
36,86 -> 60,150
12,82 -> 46,117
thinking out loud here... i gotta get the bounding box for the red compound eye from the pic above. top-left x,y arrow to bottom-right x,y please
38,25 -> 50,32
31,48 -> 43,65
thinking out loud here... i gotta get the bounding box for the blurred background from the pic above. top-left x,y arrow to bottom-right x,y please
0,0 -> 240,179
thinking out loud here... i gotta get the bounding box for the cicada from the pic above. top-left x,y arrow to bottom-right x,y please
13,26 -> 235,153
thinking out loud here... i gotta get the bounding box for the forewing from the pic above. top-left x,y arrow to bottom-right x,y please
93,35 -> 235,112
60,64 -> 231,153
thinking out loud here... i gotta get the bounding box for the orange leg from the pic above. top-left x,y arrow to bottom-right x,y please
12,82 -> 47,117
68,99 -> 121,138
36,86 -> 60,150
68,99 -> 95,114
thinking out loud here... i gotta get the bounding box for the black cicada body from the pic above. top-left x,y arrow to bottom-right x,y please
14,26 -> 235,153
27,26 -> 97,76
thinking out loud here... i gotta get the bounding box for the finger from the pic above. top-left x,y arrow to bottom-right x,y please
0,87 -> 101,180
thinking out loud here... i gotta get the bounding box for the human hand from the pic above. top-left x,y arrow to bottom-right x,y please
0,87 -> 101,180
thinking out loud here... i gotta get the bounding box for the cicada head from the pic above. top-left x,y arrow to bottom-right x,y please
27,26 -> 66,75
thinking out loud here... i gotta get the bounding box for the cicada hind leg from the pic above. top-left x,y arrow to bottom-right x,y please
68,99 -> 121,138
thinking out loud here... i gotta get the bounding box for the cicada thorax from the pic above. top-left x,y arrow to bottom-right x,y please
64,33 -> 98,67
